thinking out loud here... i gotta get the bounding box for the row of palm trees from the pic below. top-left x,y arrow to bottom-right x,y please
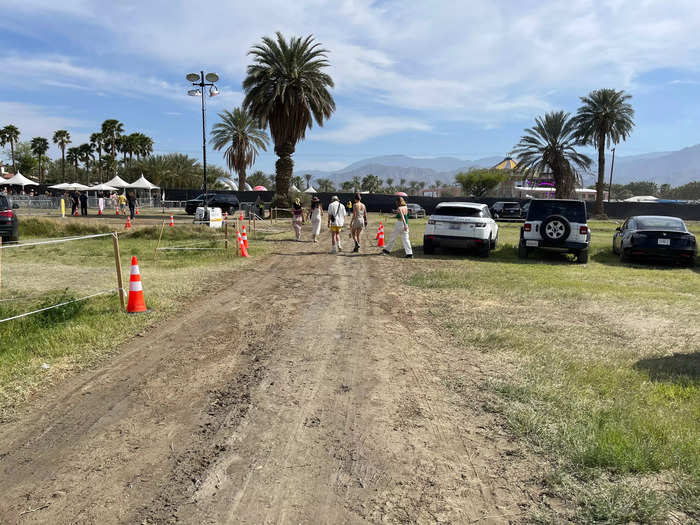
513,88 -> 635,214
0,121 -> 153,184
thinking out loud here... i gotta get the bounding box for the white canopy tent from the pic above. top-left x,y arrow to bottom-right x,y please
48,183 -> 70,190
128,174 -> 159,190
104,175 -> 130,189
89,183 -> 118,192
304,184 -> 317,193
2,172 -> 39,187
624,195 -> 659,202
244,182 -> 253,191
290,185 -> 301,193
50,182 -> 90,191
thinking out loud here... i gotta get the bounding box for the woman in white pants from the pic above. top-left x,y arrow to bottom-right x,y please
382,197 -> 413,258
309,196 -> 323,243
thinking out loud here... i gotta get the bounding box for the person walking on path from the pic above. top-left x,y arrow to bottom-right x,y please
126,191 -> 136,220
309,196 -> 323,243
350,193 -> 367,252
118,193 -> 127,216
327,195 -> 346,254
70,191 -> 79,216
292,198 -> 304,241
79,191 -> 88,216
382,196 -> 413,258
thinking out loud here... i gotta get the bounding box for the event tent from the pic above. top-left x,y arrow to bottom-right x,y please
1,172 -> 39,187
290,185 -> 301,193
104,175 -> 130,188
244,182 -> 253,191
395,191 -> 408,197
253,185 -> 267,191
89,183 -> 118,192
624,195 -> 659,202
128,174 -> 159,190
50,182 -> 90,191
304,184 -> 317,193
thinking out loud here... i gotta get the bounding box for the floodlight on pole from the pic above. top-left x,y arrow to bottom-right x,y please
185,70 -> 220,208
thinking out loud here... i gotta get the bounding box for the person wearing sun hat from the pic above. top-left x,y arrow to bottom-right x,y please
292,197 -> 304,241
327,195 -> 346,253
309,196 -> 323,243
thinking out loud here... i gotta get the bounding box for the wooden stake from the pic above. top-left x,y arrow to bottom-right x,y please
0,237 -> 3,294
154,219 -> 166,261
253,214 -> 256,238
224,220 -> 229,251
112,232 -> 126,311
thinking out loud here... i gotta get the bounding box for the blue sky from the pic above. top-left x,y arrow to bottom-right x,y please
1,0 -> 700,175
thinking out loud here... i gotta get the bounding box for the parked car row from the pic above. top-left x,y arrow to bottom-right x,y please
423,198 -> 697,265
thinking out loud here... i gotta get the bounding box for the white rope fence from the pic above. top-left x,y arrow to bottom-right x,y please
0,289 -> 119,324
0,232 -> 113,250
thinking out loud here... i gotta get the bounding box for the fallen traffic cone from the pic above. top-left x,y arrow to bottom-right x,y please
237,229 -> 249,257
126,256 -> 148,313
125,216 -> 132,229
377,223 -> 385,247
241,224 -> 249,249
169,215 -> 174,227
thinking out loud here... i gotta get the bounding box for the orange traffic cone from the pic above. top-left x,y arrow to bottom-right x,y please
115,207 -> 120,215
239,212 -> 244,222
241,225 -> 249,249
135,208 -> 140,215
376,221 -> 383,239
126,256 -> 148,313
237,229 -> 249,257
377,223 -> 385,247
98,208 -> 103,216
169,215 -> 174,227
125,216 -> 132,229
74,210 -> 79,217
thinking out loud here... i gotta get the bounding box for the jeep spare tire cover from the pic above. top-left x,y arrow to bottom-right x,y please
541,215 -> 570,243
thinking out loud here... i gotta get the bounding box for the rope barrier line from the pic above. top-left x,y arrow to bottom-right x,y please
0,289 -> 118,324
0,233 -> 113,250
156,247 -> 225,251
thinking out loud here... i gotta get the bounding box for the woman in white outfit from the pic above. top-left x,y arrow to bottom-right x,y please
309,196 -> 323,243
382,197 -> 413,258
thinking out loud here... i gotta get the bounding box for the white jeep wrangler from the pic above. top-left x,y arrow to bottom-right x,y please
518,199 -> 590,263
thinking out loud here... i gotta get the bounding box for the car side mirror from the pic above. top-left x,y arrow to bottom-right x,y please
12,203 -> 19,209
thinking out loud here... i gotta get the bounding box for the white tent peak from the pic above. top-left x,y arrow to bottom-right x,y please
104,175 -> 130,188
128,174 -> 159,190
304,184 -> 317,193
290,184 -> 301,193
1,172 -> 39,186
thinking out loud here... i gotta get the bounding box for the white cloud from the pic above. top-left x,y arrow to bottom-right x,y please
311,114 -> 432,144
0,101 -> 92,155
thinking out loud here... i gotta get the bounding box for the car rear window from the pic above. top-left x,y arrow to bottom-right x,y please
527,201 -> 586,222
636,217 -> 686,231
435,206 -> 484,217
0,195 -> 8,209
503,203 -> 519,209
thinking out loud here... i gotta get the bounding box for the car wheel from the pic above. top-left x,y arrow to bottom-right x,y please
490,234 -> 498,250
683,256 -> 696,268
477,240 -> 490,258
540,215 -> 571,244
577,249 -> 589,264
423,238 -> 435,255
518,240 -> 528,259
611,239 -> 618,255
619,247 -> 630,263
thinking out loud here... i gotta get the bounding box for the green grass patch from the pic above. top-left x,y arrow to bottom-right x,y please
408,219 -> 700,521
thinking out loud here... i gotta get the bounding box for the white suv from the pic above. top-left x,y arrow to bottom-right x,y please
423,202 -> 499,257
518,199 -> 590,263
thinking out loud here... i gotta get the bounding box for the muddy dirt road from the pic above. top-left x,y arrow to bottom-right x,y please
0,240 -> 552,524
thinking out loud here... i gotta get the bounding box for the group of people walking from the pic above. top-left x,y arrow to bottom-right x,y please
290,194 -> 413,258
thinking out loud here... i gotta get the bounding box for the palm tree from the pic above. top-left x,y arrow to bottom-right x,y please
90,132 -> 104,182
66,147 -> 80,178
512,111 -> 592,199
351,176 -> 361,191
399,178 -> 407,191
573,88 -> 635,214
1,125 -> 20,173
434,179 -> 442,196
340,180 -> 354,192
30,137 -> 49,182
316,178 -> 335,192
101,119 -> 124,174
210,107 -> 269,191
78,143 -> 94,183
243,32 -> 336,203
385,177 -> 394,191
135,134 -> 153,160
53,130 -> 71,180
304,173 -> 312,189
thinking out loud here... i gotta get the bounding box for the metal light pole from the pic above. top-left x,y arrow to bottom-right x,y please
186,71 -> 220,207
608,147 -> 616,201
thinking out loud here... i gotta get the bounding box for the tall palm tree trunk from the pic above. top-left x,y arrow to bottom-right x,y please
238,168 -> 247,192
61,148 -> 66,180
10,142 -> 15,173
274,142 -> 295,200
594,137 -> 605,215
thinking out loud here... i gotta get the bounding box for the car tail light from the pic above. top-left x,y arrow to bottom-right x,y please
579,226 -> 588,235
0,210 -> 14,218
474,222 -> 486,228
427,219 -> 436,225
523,223 -> 531,232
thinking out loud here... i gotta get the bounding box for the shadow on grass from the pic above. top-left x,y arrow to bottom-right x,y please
416,243 -> 582,266
634,352 -> 699,383
593,249 -> 698,271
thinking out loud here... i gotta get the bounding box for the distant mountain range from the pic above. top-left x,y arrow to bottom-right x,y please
299,144 -> 700,187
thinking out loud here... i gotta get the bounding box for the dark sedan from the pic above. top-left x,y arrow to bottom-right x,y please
0,194 -> 19,242
612,215 -> 697,266
185,193 -> 240,215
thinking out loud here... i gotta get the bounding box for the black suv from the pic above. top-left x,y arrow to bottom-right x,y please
185,193 -> 240,215
491,201 -> 522,219
0,194 -> 19,242
519,199 -> 590,263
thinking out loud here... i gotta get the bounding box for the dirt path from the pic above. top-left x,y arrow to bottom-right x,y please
0,239 -> 553,524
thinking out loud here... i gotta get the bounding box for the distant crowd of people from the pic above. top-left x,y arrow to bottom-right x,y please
289,193 -> 413,258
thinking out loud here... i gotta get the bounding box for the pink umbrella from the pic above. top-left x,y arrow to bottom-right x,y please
253,185 -> 267,191
395,191 -> 408,197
